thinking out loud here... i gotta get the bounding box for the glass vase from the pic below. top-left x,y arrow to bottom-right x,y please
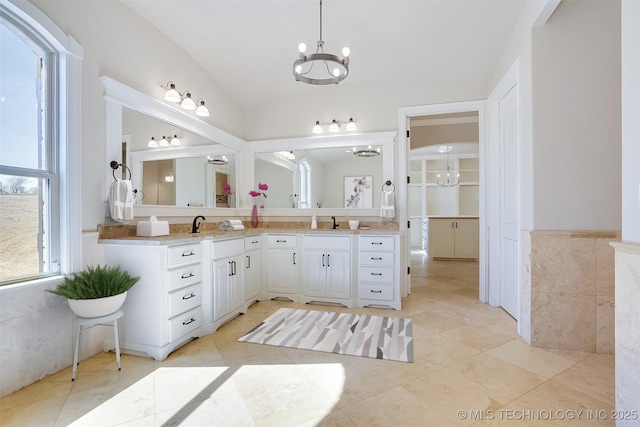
251,203 -> 259,228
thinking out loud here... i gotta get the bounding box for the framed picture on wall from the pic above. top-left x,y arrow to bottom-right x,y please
344,176 -> 373,208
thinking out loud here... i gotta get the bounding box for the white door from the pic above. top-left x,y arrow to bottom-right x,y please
499,84 -> 519,318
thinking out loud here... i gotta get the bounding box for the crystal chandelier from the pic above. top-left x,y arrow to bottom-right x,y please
437,145 -> 460,187
293,0 -> 350,85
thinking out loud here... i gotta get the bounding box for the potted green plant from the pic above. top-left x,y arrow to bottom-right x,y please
48,265 -> 140,318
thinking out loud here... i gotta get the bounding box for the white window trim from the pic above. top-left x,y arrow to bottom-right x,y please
2,0 -> 83,282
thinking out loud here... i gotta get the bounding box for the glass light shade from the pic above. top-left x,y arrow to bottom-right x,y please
195,100 -> 209,117
329,120 -> 340,132
312,121 -> 323,134
170,135 -> 180,145
298,42 -> 307,53
181,93 -> 196,110
164,174 -> 174,183
164,83 -> 181,103
147,137 -> 158,148
159,136 -> 170,147
332,68 -> 340,77
295,64 -> 302,74
342,46 -> 350,57
346,118 -> 357,131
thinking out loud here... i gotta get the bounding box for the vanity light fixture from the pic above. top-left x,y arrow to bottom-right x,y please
161,81 -> 210,118
436,144 -> 460,187
278,150 -> 296,160
293,0 -> 350,85
147,137 -> 158,148
352,145 -> 380,157
311,118 -> 357,134
148,135 -> 180,148
159,136 -> 170,147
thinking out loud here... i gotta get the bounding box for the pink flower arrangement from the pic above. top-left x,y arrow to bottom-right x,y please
223,183 -> 234,196
249,183 -> 269,207
258,182 -> 268,198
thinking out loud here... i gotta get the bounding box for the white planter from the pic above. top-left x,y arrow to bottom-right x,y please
68,292 -> 128,318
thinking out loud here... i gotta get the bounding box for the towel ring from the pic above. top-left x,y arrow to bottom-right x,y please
110,161 -> 132,181
382,180 -> 395,192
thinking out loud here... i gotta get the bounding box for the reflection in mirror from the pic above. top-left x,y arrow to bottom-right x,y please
254,146 -> 384,209
123,107 -> 237,207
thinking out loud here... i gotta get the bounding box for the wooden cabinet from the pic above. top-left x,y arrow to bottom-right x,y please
103,242 -> 204,361
266,234 -> 298,296
211,238 -> 244,322
243,235 -> 262,303
300,235 -> 352,303
357,235 -> 401,310
427,217 -> 479,260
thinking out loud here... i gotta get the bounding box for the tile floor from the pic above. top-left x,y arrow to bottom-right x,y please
0,253 -> 615,426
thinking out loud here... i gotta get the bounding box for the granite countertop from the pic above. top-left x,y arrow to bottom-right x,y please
99,223 -> 400,246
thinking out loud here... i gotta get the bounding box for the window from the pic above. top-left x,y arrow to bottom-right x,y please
0,3 -> 81,285
298,159 -> 311,209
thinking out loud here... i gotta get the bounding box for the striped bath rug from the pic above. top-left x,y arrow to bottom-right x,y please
238,307 -> 413,363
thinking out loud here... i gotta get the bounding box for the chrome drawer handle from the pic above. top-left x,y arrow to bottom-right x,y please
182,293 -> 196,300
371,272 -> 383,276
370,290 -> 383,293
182,317 -> 196,326
182,251 -> 195,257
371,257 -> 383,260
181,273 -> 195,279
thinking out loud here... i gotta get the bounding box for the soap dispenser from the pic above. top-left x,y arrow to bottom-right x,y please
311,212 -> 318,229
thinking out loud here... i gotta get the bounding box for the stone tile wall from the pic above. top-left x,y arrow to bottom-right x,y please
529,231 -> 619,353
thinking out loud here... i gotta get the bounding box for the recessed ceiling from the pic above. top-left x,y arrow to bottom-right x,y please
121,1 -> 528,112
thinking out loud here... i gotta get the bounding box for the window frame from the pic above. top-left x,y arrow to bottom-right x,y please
0,0 -> 82,288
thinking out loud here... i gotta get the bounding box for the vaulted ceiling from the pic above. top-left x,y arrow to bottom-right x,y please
121,0 -> 529,115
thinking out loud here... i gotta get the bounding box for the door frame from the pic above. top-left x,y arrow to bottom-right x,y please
398,100 -> 488,302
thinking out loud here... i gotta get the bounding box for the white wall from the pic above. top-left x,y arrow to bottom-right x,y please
531,0 -> 621,231
30,0 -> 245,232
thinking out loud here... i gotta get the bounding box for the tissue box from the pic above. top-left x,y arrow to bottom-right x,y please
136,217 -> 170,237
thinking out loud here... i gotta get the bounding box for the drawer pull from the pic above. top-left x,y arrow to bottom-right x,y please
182,293 -> 196,300
370,289 -> 383,293
181,272 -> 195,279
371,242 -> 383,245
251,240 -> 259,244
276,239 -> 287,243
371,257 -> 383,260
182,317 -> 196,326
370,272 -> 383,276
182,251 -> 196,257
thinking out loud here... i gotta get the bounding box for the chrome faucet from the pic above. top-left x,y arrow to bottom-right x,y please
191,215 -> 205,233
331,216 -> 339,229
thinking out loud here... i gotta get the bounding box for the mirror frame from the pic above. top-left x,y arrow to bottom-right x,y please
101,76 -> 244,217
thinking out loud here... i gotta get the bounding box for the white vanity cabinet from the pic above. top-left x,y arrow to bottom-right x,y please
300,234 -> 353,304
358,235 -> 401,310
265,234 -> 298,297
103,241 -> 204,361
243,235 -> 262,303
211,238 -> 245,324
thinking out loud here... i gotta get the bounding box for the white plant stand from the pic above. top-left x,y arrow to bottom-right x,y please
72,310 -> 123,381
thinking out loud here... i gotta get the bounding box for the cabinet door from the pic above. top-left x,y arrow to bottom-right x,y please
229,255 -> 244,311
326,251 -> 351,299
428,220 -> 455,258
244,249 -> 262,300
301,250 -> 326,297
267,250 -> 297,293
212,259 -> 231,321
454,219 -> 479,259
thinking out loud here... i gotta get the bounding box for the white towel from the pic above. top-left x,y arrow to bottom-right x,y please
380,190 -> 395,218
109,179 -> 134,222
219,222 -> 245,231
224,219 -> 243,226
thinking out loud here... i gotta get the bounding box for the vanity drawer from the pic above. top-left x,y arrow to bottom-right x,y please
359,266 -> 394,284
359,251 -> 394,267
212,238 -> 244,259
167,284 -> 202,318
168,307 -> 202,342
244,235 -> 262,250
167,265 -> 201,291
359,236 -> 395,251
359,284 -> 393,301
267,234 -> 297,249
168,244 -> 202,267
